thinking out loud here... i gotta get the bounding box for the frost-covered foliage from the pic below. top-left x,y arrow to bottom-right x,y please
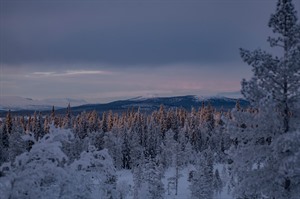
240,0 -> 300,133
229,125 -> 300,199
142,157 -> 165,199
131,154 -> 165,199
213,169 -> 223,195
0,126 -> 70,199
270,131 -> 300,199
229,0 -> 300,198
228,102 -> 283,198
0,126 -> 117,199
70,146 -> 117,199
189,150 -> 214,199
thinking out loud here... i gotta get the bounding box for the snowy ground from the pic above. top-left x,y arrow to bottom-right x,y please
117,165 -> 233,199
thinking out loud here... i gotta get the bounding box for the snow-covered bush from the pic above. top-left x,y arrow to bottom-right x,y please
0,126 -> 117,199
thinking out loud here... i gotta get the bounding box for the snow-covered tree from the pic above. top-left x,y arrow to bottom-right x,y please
0,126 -> 71,199
101,112 -> 108,133
240,0 -> 300,133
43,116 -> 50,134
7,129 -> 26,163
143,157 -> 165,199
229,0 -> 300,198
70,146 -> 117,199
271,130 -> 300,199
87,110 -> 100,133
132,152 -> 146,199
74,112 -> 88,139
0,124 -> 9,165
5,110 -> 13,135
189,150 -> 214,199
0,126 -> 117,199
213,169 -> 223,196
0,111 -> 14,164
103,129 -> 123,169
63,103 -> 72,129
116,180 -> 130,199
160,129 -> 176,168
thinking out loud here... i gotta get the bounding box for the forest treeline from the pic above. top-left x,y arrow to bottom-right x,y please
0,103 -> 234,168
0,103 -> 232,198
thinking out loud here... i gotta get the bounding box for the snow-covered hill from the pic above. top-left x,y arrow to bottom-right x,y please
0,95 -> 248,115
0,96 -> 88,111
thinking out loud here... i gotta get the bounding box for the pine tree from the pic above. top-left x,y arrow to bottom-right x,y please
229,0 -> 300,198
8,127 -> 26,162
189,107 -> 200,151
128,129 -> 143,169
240,0 -> 300,133
50,106 -> 59,127
33,112 -> 43,141
102,112 -> 108,133
43,116 -> 50,134
88,110 -> 99,133
107,110 -> 114,132
160,111 -> 168,139
63,103 -> 72,129
1,119 -> 9,149
5,110 -> 12,135
0,124 -> 9,164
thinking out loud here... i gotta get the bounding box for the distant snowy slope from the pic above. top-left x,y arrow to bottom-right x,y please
193,95 -> 240,102
1,95 -> 248,115
42,98 -> 88,107
216,91 -> 243,99
0,96 -> 51,111
0,96 -> 88,111
57,95 -> 248,116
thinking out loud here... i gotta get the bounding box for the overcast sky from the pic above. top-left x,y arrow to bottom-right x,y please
1,0 -> 299,103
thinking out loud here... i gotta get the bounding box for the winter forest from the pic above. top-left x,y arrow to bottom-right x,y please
1,0 -> 300,198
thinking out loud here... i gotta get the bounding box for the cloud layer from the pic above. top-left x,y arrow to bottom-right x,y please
1,0 -> 299,101
2,0 -> 288,67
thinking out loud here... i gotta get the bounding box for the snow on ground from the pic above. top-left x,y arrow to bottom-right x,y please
117,165 -> 233,199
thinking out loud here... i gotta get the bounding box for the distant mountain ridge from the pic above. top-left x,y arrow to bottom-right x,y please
0,95 -> 249,116
0,96 -> 88,111
47,95 -> 248,115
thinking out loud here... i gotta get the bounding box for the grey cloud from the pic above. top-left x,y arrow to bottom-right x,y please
2,0 -> 296,69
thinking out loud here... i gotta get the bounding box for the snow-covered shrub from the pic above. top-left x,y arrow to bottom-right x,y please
0,126 -> 117,199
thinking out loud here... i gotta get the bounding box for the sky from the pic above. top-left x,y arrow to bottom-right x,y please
1,0 -> 300,103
